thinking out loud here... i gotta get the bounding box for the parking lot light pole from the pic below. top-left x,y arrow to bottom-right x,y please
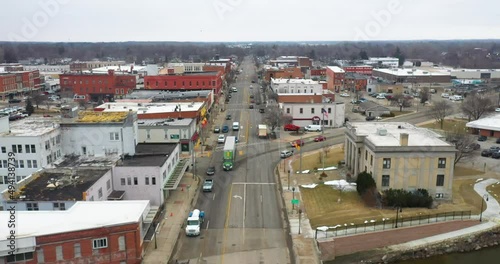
480,194 -> 489,222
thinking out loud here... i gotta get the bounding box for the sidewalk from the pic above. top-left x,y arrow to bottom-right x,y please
142,173 -> 200,264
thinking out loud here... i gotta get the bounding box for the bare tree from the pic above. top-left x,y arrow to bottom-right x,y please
32,93 -> 47,109
389,94 -> 412,111
429,100 -> 452,129
264,105 -> 284,132
460,93 -> 496,121
445,128 -> 478,165
419,87 -> 430,104
323,145 -> 332,157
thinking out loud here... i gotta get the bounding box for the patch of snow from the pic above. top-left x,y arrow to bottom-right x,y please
296,170 -> 310,174
324,180 -> 357,191
317,226 -> 329,231
317,166 -> 337,171
476,178 -> 484,182
301,184 -> 318,189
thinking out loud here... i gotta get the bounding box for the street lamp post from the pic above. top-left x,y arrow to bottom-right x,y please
480,194 -> 489,222
395,207 -> 402,228
292,187 -> 296,210
288,170 -> 291,190
298,209 -> 302,234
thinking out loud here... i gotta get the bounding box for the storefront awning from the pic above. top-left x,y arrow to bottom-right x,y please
191,132 -> 199,142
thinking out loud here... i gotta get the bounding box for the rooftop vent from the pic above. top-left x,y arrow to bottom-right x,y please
377,128 -> 387,136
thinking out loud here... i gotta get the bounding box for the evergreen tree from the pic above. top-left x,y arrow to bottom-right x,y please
25,99 -> 34,116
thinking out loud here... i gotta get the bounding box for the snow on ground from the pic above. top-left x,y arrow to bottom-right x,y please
324,180 -> 357,191
301,184 -> 318,189
317,166 -> 337,171
476,178 -> 484,182
296,170 -> 310,174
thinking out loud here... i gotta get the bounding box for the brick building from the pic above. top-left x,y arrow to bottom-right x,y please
59,70 -> 136,102
0,70 -> 41,99
343,65 -> 373,75
0,201 -> 152,264
144,71 -> 224,94
326,66 -> 345,92
264,67 -> 304,82
345,73 -> 369,91
95,101 -> 207,121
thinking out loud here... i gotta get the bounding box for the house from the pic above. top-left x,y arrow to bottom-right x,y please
357,101 -> 391,118
0,200 -> 151,264
345,122 -> 456,200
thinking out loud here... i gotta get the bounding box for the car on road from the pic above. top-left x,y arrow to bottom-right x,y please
375,94 -> 385,99
8,99 -> 22,104
280,149 -> 294,158
497,138 -> 500,144
203,179 -> 214,192
478,135 -> 487,141
206,166 -> 216,176
290,139 -> 305,147
314,135 -> 326,142
250,99 -> 255,103
228,94 -> 232,98
496,108 -> 500,112
251,80 -> 255,83
366,116 -> 376,121
249,105 -> 254,109
217,135 -> 225,143
232,87 -> 237,92
213,126 -> 220,133
351,100 -> 361,104
340,93 -> 350,97
250,95 -> 254,99
222,125 -> 229,133
284,124 -> 300,131
259,108 -> 265,113
226,114 -> 232,120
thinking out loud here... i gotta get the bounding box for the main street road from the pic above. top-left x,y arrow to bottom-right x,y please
173,57 -> 290,263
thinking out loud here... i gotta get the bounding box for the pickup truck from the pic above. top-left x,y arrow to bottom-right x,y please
203,179 -> 213,192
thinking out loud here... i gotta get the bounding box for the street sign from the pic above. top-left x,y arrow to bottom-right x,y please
291,199 -> 299,205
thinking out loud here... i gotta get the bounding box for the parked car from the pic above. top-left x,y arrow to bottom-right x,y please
250,95 -> 254,99
217,135 -> 226,143
478,135 -> 487,141
290,139 -> 305,147
314,136 -> 326,142
251,80 -> 255,83
340,93 -> 350,97
496,108 -> 500,112
366,116 -> 376,121
249,105 -> 254,109
8,115 -> 22,121
226,114 -> 232,120
280,149 -> 294,158
8,99 -> 22,104
441,93 -> 450,98
481,149 -> 493,157
496,138 -> 500,144
206,166 -> 216,176
492,151 -> 500,159
259,108 -> 265,113
465,143 -> 481,152
213,126 -> 220,133
284,124 -> 300,131
222,125 -> 229,133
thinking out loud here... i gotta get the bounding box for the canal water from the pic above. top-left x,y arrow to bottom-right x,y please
397,245 -> 500,264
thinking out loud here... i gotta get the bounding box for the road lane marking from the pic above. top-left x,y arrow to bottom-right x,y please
260,195 -> 263,203
243,183 -> 246,229
221,183 -> 233,263
232,182 -> 276,185
213,193 -> 216,200
206,220 -> 210,230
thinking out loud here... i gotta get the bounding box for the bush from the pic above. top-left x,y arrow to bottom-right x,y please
356,171 -> 376,195
382,188 -> 433,208
381,112 -> 396,118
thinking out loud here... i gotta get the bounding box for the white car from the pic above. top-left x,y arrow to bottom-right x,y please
376,95 -> 386,99
217,135 -> 225,143
441,93 -> 449,98
496,108 -> 500,112
340,93 -> 350,97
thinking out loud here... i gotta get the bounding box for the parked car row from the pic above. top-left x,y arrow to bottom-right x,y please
481,146 -> 500,159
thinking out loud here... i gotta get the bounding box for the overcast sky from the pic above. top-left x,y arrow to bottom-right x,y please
2,0 -> 499,42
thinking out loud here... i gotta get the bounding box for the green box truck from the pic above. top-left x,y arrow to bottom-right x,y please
223,136 -> 236,171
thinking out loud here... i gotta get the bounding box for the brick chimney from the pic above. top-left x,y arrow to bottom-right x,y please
400,133 -> 409,146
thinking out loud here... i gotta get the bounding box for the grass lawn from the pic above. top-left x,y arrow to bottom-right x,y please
486,181 -> 500,201
420,119 -> 467,132
454,166 -> 485,177
390,111 -> 413,117
292,147 -> 344,172
301,178 -> 482,229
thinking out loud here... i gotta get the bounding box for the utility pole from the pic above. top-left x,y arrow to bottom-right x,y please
299,136 -> 303,173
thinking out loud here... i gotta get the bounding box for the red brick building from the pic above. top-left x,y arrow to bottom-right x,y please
326,66 -> 345,92
310,69 -> 326,79
0,201 -> 151,264
345,73 -> 369,91
0,70 -> 41,99
59,70 -> 136,102
264,67 -> 304,82
343,65 -> 373,75
144,71 -> 224,94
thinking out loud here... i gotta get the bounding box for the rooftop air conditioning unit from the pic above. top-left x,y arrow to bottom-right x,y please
377,128 -> 387,136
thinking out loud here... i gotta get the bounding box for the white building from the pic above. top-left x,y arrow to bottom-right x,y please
113,143 -> 186,206
87,65 -> 147,77
166,63 -> 205,74
281,102 -> 345,128
364,57 -> 400,68
270,78 -> 323,94
23,65 -> 70,74
0,116 -> 63,200
60,111 -> 138,157
450,69 -> 500,80
138,118 -> 197,152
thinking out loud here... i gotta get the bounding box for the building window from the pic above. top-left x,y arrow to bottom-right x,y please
82,146 -> 87,155
37,249 -> 44,263
436,174 -> 445,186
365,150 -> 367,160
1,146 -> 5,153
147,131 -> 151,139
328,108 -> 331,114
383,158 -> 391,169
133,177 -> 138,185
53,202 -> 65,210
127,177 -> 131,185
6,252 -> 34,263
106,179 -> 111,190
93,238 -> 108,249
110,132 -> 120,141
311,108 -> 315,114
152,177 -> 156,185
74,243 -> 81,258
382,175 -> 390,187
145,177 -> 150,185
370,155 -> 373,166
438,158 -> 446,168
118,236 -> 126,251
56,245 -> 63,261
19,160 -> 24,168
33,160 -> 38,168
45,140 -> 50,150
121,178 -> 126,185
12,144 -> 22,153
299,108 -> 303,114
98,188 -> 103,198
286,108 -> 290,114
2,160 -> 6,168
27,203 -> 39,211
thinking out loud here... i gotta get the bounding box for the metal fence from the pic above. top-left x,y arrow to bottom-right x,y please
315,210 -> 472,239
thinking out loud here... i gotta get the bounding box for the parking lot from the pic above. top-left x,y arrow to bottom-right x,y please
472,137 -> 500,173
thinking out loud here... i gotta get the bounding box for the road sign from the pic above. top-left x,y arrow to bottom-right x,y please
291,199 -> 299,205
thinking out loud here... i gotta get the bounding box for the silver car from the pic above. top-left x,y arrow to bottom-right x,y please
280,150 -> 294,158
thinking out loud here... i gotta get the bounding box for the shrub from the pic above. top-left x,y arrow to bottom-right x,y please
356,171 -> 376,195
381,112 -> 396,118
382,188 -> 433,208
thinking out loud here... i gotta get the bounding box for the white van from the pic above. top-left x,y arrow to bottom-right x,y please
185,209 -> 205,236
232,122 -> 240,131
305,125 -> 322,132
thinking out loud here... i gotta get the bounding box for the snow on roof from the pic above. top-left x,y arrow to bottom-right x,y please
97,101 -> 204,114
0,116 -> 60,137
271,78 -> 319,85
348,122 -> 451,147
466,114 -> 500,131
0,201 -> 150,239
374,68 -> 450,77
326,66 -> 345,73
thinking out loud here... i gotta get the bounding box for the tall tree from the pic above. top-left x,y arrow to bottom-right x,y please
445,127 -> 478,165
25,99 -> 35,116
429,100 -> 453,129
3,47 -> 18,63
460,93 -> 495,120
393,47 -> 405,66
359,50 -> 369,60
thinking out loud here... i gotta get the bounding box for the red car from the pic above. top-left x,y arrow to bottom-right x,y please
290,139 -> 305,147
314,136 -> 326,142
284,124 -> 300,131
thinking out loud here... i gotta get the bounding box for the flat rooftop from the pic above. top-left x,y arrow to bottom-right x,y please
466,114 -> 500,131
138,118 -> 193,126
13,167 -> 111,201
119,143 -> 178,167
0,116 -> 60,137
0,201 -> 149,239
374,68 -> 450,77
348,122 -> 452,147
71,111 -> 130,123
126,90 -> 211,100
271,78 -> 319,85
96,101 -> 204,114
326,66 -> 345,73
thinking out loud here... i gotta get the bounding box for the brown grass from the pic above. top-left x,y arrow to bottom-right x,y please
454,166 -> 485,177
390,111 -> 413,117
292,147 -> 344,172
302,179 -> 482,229
419,119 -> 467,132
486,181 -> 500,201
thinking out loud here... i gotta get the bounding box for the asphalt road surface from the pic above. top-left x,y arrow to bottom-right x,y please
173,57 -> 290,263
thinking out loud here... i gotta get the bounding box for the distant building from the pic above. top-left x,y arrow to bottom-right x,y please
270,78 -> 323,94
366,78 -> 405,94
69,60 -> 127,72
450,69 -> 500,81
466,114 -> 500,138
309,68 -> 326,80
263,67 -> 304,82
344,73 -> 369,91
0,70 -> 42,99
364,57 -> 400,68
95,101 -> 207,121
125,89 -> 214,109
373,68 -> 451,84
356,101 -> 391,118
343,65 -> 373,76
326,66 -> 345,91
23,64 -> 70,74
144,71 -> 224,94
345,122 -> 456,200
268,56 -> 312,68
0,200 -> 151,264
